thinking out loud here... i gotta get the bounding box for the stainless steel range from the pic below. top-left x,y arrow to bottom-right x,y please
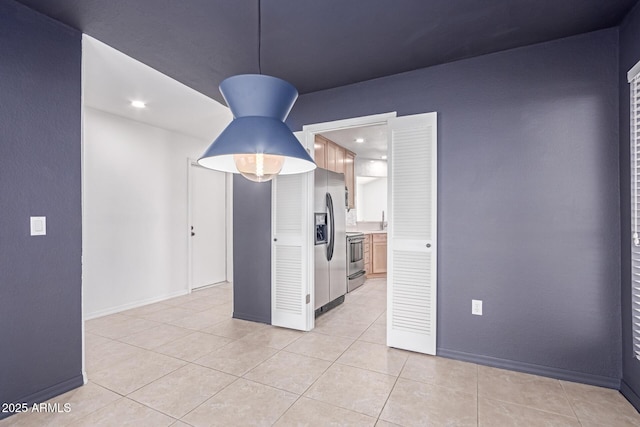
346,232 -> 366,292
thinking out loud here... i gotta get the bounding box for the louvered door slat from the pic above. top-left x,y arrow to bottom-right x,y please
629,62 -> 640,360
387,112 -> 438,355
275,176 -> 303,235
271,132 -> 313,331
274,246 -> 302,314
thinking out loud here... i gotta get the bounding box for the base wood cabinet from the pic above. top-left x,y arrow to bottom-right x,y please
365,232 -> 387,278
364,234 -> 371,275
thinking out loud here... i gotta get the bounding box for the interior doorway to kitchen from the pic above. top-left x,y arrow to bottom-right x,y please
272,111 -> 438,356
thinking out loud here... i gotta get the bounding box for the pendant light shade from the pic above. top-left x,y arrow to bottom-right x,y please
198,74 -> 316,182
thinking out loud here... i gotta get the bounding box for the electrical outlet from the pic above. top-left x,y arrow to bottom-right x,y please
30,216 -> 46,236
472,299 -> 483,316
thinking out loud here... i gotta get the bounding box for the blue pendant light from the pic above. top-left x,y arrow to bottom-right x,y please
198,74 -> 316,182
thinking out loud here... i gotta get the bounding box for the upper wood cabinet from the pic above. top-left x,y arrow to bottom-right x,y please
335,146 -> 346,174
314,135 -> 356,209
326,141 -> 338,172
314,137 -> 327,169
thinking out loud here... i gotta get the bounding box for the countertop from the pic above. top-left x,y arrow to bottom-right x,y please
346,228 -> 387,234
346,221 -> 387,234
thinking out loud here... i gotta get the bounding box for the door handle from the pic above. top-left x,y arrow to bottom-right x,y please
326,193 -> 335,261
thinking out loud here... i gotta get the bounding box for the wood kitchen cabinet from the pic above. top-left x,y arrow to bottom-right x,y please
371,233 -> 387,275
314,136 -> 327,169
365,232 -> 387,278
335,146 -> 346,174
326,141 -> 338,171
364,234 -> 371,275
314,134 -> 356,209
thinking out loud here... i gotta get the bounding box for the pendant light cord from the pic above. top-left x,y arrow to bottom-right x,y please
258,0 -> 262,74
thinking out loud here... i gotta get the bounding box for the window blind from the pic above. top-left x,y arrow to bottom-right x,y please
629,60 -> 640,360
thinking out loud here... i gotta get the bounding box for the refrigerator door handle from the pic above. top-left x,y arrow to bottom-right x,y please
326,192 -> 335,261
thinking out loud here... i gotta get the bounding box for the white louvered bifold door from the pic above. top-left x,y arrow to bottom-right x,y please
629,62 -> 640,360
387,112 -> 437,354
271,132 -> 314,331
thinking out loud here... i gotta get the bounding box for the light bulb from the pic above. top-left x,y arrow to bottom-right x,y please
233,153 -> 284,182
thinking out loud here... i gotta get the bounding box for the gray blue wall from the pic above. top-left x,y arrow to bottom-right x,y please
232,175 -> 272,323
287,29 -> 621,385
620,1 -> 640,409
0,0 -> 83,417
1,0 -> 630,414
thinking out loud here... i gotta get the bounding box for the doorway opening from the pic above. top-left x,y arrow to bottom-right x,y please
273,111 -> 438,356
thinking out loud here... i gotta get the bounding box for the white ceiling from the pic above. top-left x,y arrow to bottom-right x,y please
320,124 -> 387,160
82,35 -> 232,141
82,35 -> 390,160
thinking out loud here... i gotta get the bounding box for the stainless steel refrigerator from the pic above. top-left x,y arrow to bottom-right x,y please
314,168 -> 347,313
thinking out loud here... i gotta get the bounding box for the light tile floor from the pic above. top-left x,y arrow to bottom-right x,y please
2,279 -> 640,426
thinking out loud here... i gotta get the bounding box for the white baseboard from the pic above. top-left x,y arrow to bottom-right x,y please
83,289 -> 190,320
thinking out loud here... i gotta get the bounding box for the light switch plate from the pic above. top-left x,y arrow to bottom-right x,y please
30,216 -> 46,236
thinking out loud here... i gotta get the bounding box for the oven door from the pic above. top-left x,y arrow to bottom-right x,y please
347,237 -> 365,276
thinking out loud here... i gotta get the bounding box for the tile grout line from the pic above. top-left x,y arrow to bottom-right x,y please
88,284 -> 382,423
480,394 -> 585,420
87,308 -> 249,424
269,290 -> 388,425
267,322 -> 361,425
177,375 -> 243,424
558,380 -> 587,426
52,277 -> 640,426
376,351 -> 410,425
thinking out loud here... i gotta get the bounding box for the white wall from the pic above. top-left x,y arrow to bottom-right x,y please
82,107 -> 229,318
355,158 -> 387,177
358,177 -> 388,222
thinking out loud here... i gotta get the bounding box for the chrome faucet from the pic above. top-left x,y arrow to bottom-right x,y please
380,211 -> 385,230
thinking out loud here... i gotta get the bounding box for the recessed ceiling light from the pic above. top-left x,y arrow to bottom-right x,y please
381,155 -> 388,160
131,100 -> 146,109
355,137 -> 365,143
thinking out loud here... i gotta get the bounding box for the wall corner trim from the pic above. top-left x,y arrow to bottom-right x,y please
621,380 -> 640,412
437,348 -> 620,389
628,59 -> 640,82
0,374 -> 84,421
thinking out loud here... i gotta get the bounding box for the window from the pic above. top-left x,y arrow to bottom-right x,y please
630,59 -> 640,360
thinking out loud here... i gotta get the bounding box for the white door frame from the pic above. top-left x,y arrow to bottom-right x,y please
186,158 -> 233,292
302,112 -> 397,138
276,112 -> 438,354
